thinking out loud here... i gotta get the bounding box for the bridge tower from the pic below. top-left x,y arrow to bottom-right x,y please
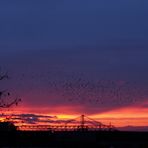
80,114 -> 85,129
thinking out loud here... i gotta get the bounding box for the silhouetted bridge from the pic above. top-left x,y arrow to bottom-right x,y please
18,115 -> 117,131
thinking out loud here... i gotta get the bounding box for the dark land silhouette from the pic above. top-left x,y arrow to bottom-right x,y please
0,130 -> 148,147
0,121 -> 148,148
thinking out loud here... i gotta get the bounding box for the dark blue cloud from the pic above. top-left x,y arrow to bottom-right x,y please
0,0 -> 147,50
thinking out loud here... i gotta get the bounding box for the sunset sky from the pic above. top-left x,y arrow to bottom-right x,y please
0,0 -> 148,128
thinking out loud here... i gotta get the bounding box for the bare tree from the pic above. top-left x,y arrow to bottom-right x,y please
0,70 -> 21,108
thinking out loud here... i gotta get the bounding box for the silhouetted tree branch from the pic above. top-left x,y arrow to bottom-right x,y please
0,71 -> 21,108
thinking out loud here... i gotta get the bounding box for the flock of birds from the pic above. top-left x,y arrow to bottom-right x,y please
1,70 -> 148,108
14,72 -> 148,107
48,78 -> 147,106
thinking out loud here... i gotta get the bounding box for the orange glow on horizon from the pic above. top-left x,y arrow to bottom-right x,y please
1,102 -> 148,128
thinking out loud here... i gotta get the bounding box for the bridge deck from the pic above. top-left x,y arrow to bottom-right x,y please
18,125 -> 115,131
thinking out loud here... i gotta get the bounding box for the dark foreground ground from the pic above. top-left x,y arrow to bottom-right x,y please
0,131 -> 148,148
